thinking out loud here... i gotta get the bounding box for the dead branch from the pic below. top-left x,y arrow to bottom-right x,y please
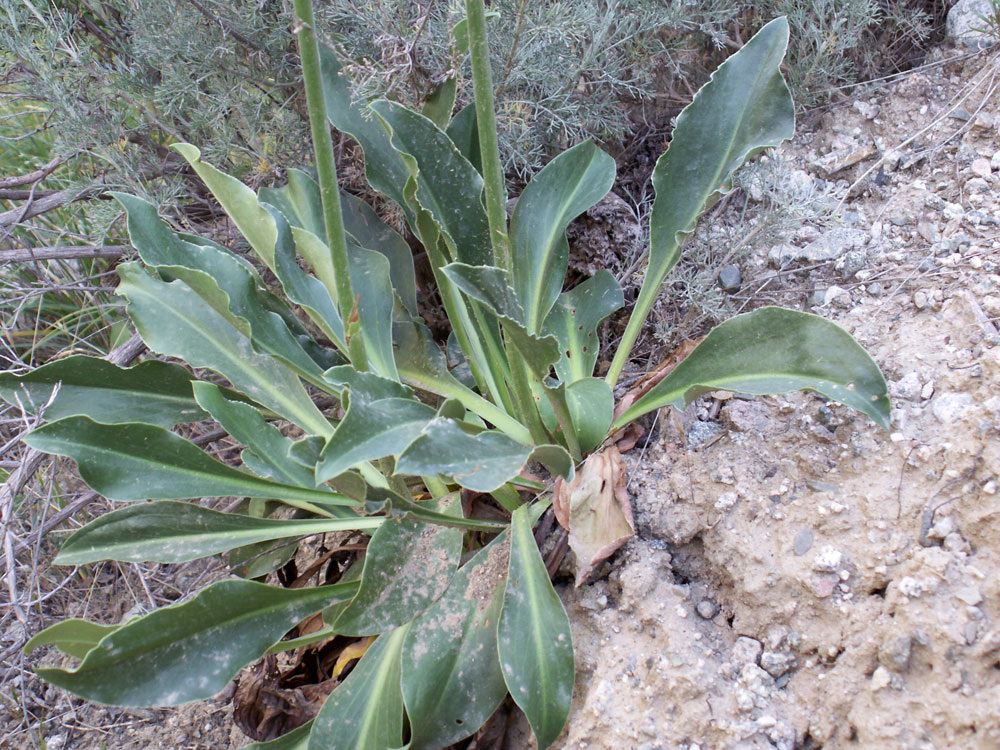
0,153 -> 71,190
0,245 -> 125,265
0,183 -> 106,228
0,188 -> 62,200
0,183 -> 108,229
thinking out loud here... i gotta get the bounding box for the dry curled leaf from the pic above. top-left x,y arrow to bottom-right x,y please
233,654 -> 335,741
611,338 -> 701,431
552,445 -> 634,587
233,633 -> 371,741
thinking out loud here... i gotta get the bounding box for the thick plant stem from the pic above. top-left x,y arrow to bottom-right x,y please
605,282 -> 656,388
292,0 -> 356,328
465,0 -> 509,270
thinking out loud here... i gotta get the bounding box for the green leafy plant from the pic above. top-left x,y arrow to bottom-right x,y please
9,2 -> 889,748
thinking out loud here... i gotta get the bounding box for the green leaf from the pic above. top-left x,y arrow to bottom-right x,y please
316,397 -> 435,484
445,103 -> 482,174
332,495 -> 463,636
565,377 -> 614,454
340,191 -> 418,317
510,140 -> 615,332
36,579 -> 358,706
260,171 -> 412,367
265,204 -> 346,349
529,444 -> 575,482
192,382 -> 317,488
24,620 -> 120,660
392,319 -> 474,400
422,77 -> 457,129
114,193 -> 327,382
116,263 -> 333,437
612,306 -> 891,431
401,533 -> 510,749
245,721 -> 313,750
396,418 -> 531,493
441,263 -> 524,322
24,417 -> 358,508
446,331 -> 477,389
0,356 -> 203,428
393,320 -> 532,445
503,321 -> 562,382
347,243 -> 399,380
377,489 -> 507,532
371,99 -> 491,266
440,263 -> 561,382
544,271 -> 623,384
319,46 -> 412,220
499,505 -> 574,749
322,365 -> 413,402
308,626 -> 409,750
259,168 -> 326,238
53,501 -> 381,565
171,144 -> 279,270
228,537 -> 299,579
612,17 -> 794,384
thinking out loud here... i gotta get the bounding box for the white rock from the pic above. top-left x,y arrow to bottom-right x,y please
892,372 -> 922,400
947,0 -> 999,47
732,636 -> 763,666
956,587 -> 983,606
824,285 -> 851,308
966,176 -> 990,193
853,100 -> 880,120
871,665 -> 892,690
971,157 -> 993,178
898,576 -> 925,598
715,492 -> 739,512
931,392 -> 976,423
812,546 -> 843,572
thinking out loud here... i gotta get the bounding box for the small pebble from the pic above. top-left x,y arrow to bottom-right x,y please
931,392 -> 976,423
809,575 -> 838,598
731,636 -> 763,666
878,634 -> 913,672
696,599 -> 720,619
715,492 -> 739,512
955,587 -> 983,606
871,666 -> 892,691
971,158 -> 992,178
760,651 -> 796,678
793,528 -> 814,556
966,176 -> 990,193
718,264 -> 742,293
913,290 -> 928,310
812,546 -> 843,572
965,622 -> 979,645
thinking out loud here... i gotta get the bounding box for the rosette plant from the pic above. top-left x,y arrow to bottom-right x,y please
8,2 -> 889,748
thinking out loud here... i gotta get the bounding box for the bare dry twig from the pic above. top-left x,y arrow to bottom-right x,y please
0,153 -> 72,190
0,245 -> 125,265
